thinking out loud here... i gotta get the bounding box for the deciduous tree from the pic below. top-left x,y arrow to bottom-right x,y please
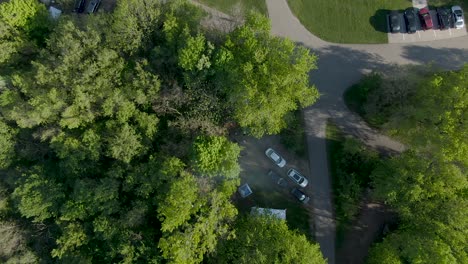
213,215 -> 326,264
192,135 -> 241,178
219,12 -> 319,137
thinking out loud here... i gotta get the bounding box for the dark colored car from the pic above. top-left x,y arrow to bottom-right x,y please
437,7 -> 451,30
291,188 -> 310,204
86,0 -> 101,14
73,0 -> 86,13
268,170 -> 288,188
419,7 -> 433,30
404,8 -> 418,33
389,11 -> 401,33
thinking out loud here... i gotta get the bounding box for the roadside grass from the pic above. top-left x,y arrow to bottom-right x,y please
325,121 -> 348,246
280,110 -> 307,158
197,0 -> 267,16
235,170 -> 310,237
429,0 -> 468,9
343,73 -> 387,128
325,121 -> 380,247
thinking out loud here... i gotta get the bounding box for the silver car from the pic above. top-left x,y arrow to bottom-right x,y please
265,148 -> 286,168
287,168 -> 308,187
452,6 -> 465,29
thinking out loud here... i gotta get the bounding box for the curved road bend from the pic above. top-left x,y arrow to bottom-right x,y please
266,0 -> 468,263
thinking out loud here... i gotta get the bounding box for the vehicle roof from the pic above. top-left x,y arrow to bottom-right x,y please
419,7 -> 430,13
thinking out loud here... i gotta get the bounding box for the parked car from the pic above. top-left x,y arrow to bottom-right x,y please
389,11 -> 401,33
86,0 -> 101,14
404,8 -> 418,33
419,7 -> 433,30
437,7 -> 451,30
73,0 -> 86,13
265,148 -> 286,168
268,170 -> 288,187
287,169 -> 308,187
452,6 -> 465,29
291,188 -> 310,204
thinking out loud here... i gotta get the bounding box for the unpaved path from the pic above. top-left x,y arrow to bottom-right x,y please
336,193 -> 398,264
266,0 -> 468,263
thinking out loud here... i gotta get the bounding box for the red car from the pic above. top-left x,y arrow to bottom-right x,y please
419,7 -> 433,29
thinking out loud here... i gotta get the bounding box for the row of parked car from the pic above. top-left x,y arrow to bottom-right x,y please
389,5 -> 465,33
265,148 -> 310,204
74,0 -> 101,14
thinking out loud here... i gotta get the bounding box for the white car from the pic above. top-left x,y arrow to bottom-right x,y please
265,148 -> 286,168
287,169 -> 308,188
452,6 -> 465,29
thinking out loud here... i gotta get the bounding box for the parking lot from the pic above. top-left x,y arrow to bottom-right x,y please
387,10 -> 467,43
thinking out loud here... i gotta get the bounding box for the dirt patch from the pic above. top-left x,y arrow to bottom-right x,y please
231,132 -> 315,237
336,192 -> 397,264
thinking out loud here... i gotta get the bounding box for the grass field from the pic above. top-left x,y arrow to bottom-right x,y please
287,0 -> 468,43
198,0 -> 267,15
287,0 -> 410,43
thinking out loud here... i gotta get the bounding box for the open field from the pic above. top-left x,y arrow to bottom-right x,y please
287,0 -> 467,43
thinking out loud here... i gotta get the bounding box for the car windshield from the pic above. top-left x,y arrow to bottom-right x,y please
456,21 -> 463,26
269,151 -> 280,161
292,174 -> 300,181
297,177 -> 305,184
454,10 -> 462,15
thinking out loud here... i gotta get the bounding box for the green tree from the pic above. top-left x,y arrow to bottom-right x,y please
158,182 -> 238,264
370,152 -> 467,263
157,171 -> 200,232
213,215 -> 326,264
219,12 -> 319,137
13,170 -> 64,222
107,0 -> 162,55
0,0 -> 50,64
192,135 -> 241,178
372,152 -> 466,220
0,120 -> 16,168
376,65 -> 468,166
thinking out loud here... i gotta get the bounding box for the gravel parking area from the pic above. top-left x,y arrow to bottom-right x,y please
232,133 -> 315,236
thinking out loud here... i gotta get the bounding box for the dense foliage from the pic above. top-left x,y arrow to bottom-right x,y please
328,133 -> 379,228
213,215 -> 326,264
357,66 -> 468,263
0,0 -> 322,263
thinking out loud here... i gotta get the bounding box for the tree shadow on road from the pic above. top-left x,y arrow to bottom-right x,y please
401,45 -> 468,70
300,43 -> 468,155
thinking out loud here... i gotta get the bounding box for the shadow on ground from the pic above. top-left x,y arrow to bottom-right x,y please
401,45 -> 468,69
369,9 -> 391,33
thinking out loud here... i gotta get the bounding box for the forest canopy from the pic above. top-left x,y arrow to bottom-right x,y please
0,0 -> 322,263
353,66 -> 468,264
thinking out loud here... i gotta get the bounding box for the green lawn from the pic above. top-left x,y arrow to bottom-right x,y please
287,0 -> 410,43
197,0 -> 267,15
287,0 -> 468,43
